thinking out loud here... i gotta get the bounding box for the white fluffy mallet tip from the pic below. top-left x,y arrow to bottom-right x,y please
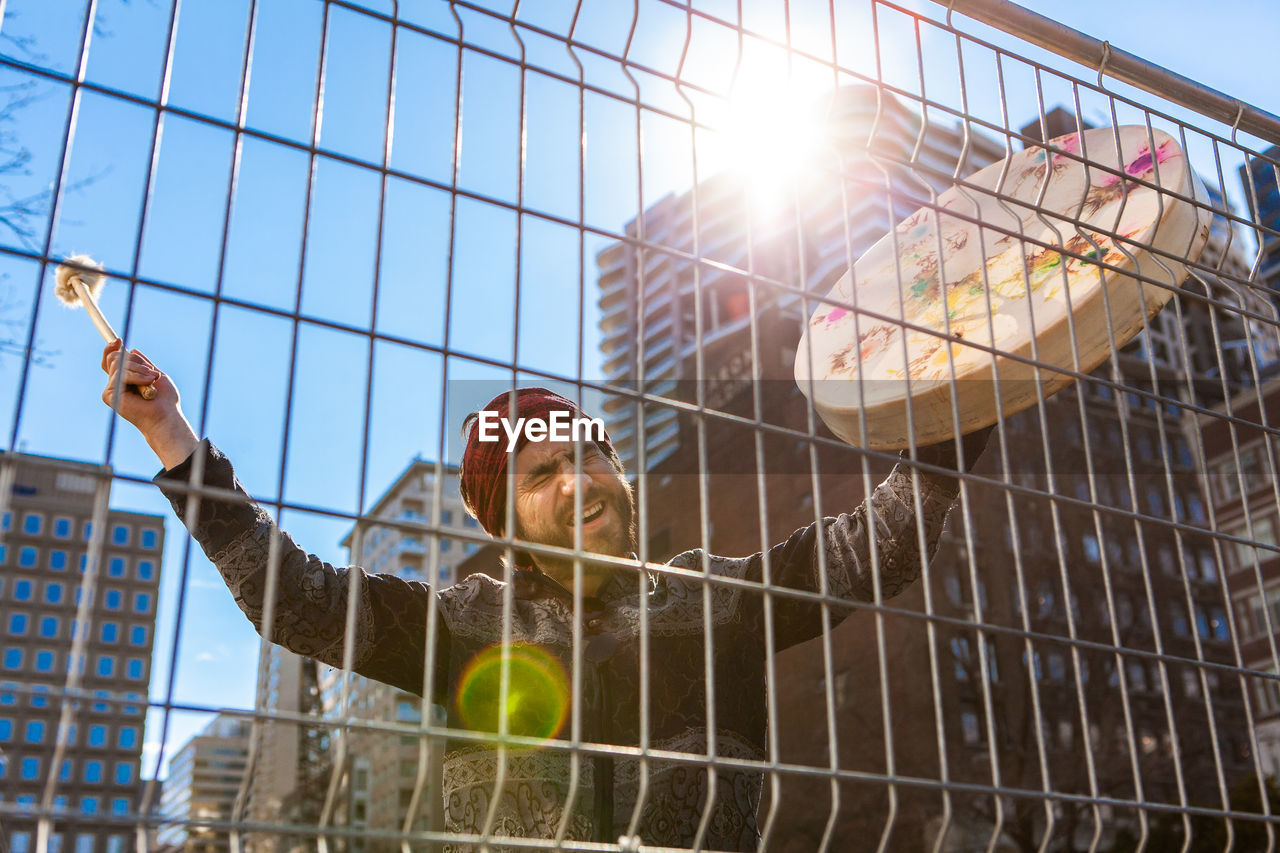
54,254 -> 107,306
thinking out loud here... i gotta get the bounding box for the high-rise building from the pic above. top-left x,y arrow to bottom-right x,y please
312,459 -> 474,850
339,459 -> 475,587
594,87 -> 1262,848
243,647 -> 327,853
155,714 -> 251,853
1199,375 -> 1280,776
0,452 -> 164,853
1238,145 -> 1280,312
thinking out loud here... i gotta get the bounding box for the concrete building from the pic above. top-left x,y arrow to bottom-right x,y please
339,459 -> 477,587
1200,375 -> 1280,777
242,646 -> 328,853
593,88 -> 1263,849
0,452 -> 164,853
155,714 -> 251,853
309,459 -> 474,850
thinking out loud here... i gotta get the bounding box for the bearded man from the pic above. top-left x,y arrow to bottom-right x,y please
101,339 -> 990,851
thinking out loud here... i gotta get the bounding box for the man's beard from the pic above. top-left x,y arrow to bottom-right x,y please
517,476 -> 637,565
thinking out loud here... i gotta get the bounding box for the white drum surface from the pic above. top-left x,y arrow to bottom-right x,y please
795,126 -> 1213,449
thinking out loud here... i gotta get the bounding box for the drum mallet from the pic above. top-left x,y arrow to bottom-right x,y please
53,254 -> 157,400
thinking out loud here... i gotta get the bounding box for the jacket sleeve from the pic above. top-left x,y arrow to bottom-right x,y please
748,458 -> 962,652
154,440 -> 450,700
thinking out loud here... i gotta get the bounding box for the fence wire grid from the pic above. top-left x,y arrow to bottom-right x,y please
0,0 -> 1278,852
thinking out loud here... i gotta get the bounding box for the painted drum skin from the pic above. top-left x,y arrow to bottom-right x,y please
796,125 -> 1214,449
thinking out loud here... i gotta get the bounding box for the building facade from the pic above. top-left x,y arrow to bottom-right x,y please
155,714 -> 251,853
311,459 -> 475,850
242,646 -> 327,853
0,452 -> 164,853
1200,375 -> 1280,777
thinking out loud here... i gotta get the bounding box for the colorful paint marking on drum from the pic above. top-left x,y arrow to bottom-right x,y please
796,126 -> 1212,448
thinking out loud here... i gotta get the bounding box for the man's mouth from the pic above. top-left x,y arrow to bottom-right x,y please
577,500 -> 606,527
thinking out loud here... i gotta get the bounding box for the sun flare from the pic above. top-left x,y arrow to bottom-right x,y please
696,49 -> 832,217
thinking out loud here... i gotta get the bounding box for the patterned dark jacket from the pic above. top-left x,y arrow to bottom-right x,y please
156,440 -> 962,851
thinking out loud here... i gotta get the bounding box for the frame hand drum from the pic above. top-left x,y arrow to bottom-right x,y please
795,126 -> 1214,449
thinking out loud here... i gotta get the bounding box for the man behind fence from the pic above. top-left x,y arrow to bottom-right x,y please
101,340 -> 990,850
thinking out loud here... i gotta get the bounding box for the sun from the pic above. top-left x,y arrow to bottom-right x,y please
697,44 -> 832,215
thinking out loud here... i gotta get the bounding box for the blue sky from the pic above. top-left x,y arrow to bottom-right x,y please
0,0 -> 1273,780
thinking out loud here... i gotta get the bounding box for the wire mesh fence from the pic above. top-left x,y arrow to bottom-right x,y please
0,0 -> 1278,851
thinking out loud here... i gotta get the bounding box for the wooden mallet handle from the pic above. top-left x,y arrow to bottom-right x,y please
70,277 -> 157,401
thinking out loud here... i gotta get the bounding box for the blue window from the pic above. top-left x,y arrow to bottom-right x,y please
126,659 -> 143,680
54,517 -> 72,538
118,727 -> 137,749
112,798 -> 129,816
1,511 -> 9,530
0,718 -> 11,740
8,613 -> 27,635
0,685 -> 13,705
108,557 -> 125,578
14,580 -> 31,601
141,529 -> 158,549
84,760 -> 103,783
59,759 -> 72,782
101,623 -> 119,643
133,593 -> 150,613
25,720 -> 44,742
39,617 -> 58,638
114,762 -> 133,785
0,544 -> 6,563
30,687 -> 48,707
111,525 -> 129,546
80,797 -> 98,816
88,725 -> 106,747
19,547 -> 37,567
45,582 -> 63,604
20,757 -> 39,780
3,649 -> 22,669
136,560 -> 155,580
129,626 -> 146,645
49,550 -> 67,571
23,513 -> 42,535
82,521 -> 93,541
96,656 -> 114,677
105,590 -> 122,611
9,835 -> 26,853
34,651 -> 54,673
79,554 -> 89,572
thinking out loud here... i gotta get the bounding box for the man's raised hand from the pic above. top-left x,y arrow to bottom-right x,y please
100,339 -> 199,470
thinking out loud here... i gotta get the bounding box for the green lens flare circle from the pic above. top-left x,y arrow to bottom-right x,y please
455,644 -> 570,740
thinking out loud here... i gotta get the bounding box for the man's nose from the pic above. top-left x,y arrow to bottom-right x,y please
555,463 -> 581,495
